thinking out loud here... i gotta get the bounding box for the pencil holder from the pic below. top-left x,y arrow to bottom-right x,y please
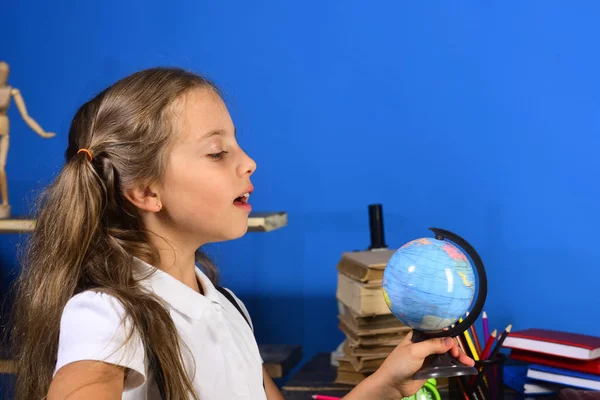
470,354 -> 506,400
449,354 -> 506,400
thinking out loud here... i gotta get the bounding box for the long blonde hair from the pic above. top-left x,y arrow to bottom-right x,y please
10,67 -> 220,400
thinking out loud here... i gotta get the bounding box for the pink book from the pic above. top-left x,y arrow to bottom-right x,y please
503,328 -> 600,360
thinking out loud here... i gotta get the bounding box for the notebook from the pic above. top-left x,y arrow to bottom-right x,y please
510,349 -> 600,375
503,329 -> 600,360
527,364 -> 600,391
504,364 -> 563,395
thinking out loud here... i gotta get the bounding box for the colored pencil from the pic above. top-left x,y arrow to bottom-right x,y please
482,311 -> 489,340
457,315 -> 478,360
455,375 -> 471,400
467,380 -> 488,400
470,323 -> 482,356
312,395 -> 342,400
465,311 -> 482,355
489,324 -> 512,361
458,334 -> 474,360
463,327 -> 479,361
481,329 -> 497,361
456,334 -> 467,353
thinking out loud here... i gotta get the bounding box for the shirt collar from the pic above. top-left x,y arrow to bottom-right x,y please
133,257 -> 222,320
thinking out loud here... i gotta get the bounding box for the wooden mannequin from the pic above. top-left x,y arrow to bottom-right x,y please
0,61 -> 55,218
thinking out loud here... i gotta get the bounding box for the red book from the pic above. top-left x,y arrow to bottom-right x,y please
503,328 -> 600,360
510,349 -> 600,376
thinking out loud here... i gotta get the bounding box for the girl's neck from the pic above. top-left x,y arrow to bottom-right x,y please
144,214 -> 208,294
155,245 -> 203,295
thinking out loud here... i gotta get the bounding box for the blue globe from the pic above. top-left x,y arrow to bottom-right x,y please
382,237 -> 476,331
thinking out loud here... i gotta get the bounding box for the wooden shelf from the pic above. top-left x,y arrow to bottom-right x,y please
0,359 -> 14,374
0,212 -> 287,234
247,211 -> 288,232
0,218 -> 35,233
0,213 -> 288,376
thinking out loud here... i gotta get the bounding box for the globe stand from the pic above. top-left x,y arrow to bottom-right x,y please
411,330 -> 478,380
408,228 -> 488,381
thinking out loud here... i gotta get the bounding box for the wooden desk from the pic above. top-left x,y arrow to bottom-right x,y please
259,344 -> 303,379
281,353 -> 353,399
0,212 -> 288,234
281,353 -> 531,400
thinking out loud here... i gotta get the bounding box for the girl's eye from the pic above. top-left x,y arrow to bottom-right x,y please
208,151 -> 228,160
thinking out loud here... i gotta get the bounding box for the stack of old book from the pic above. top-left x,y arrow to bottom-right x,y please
333,249 -> 410,385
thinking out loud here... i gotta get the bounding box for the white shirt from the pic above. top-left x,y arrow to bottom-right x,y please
53,258 -> 266,400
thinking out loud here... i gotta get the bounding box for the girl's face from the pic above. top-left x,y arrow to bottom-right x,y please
157,87 -> 256,246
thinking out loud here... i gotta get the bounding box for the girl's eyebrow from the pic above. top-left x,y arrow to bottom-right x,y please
200,127 -> 236,140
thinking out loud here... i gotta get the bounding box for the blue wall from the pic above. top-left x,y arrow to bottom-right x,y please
2,1 -> 600,367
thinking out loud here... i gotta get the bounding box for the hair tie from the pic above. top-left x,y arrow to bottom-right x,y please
77,148 -> 93,162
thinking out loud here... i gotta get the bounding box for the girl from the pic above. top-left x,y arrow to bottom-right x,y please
10,67 -> 473,400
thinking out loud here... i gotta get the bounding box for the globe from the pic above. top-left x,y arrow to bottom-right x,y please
382,237 -> 476,331
380,228 -> 487,380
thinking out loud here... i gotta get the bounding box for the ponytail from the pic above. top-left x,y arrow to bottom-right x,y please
11,155 -> 105,398
10,67 -> 217,400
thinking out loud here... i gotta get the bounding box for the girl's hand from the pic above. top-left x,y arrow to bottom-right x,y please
370,330 -> 474,399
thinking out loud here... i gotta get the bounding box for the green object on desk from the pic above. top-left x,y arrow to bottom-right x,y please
403,378 -> 441,400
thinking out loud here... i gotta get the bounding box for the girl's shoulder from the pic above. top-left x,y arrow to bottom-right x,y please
56,290 -> 146,389
66,289 -> 125,306
59,290 -> 139,347
62,290 -> 129,324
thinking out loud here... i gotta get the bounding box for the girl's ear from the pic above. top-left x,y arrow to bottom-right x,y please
124,185 -> 162,213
